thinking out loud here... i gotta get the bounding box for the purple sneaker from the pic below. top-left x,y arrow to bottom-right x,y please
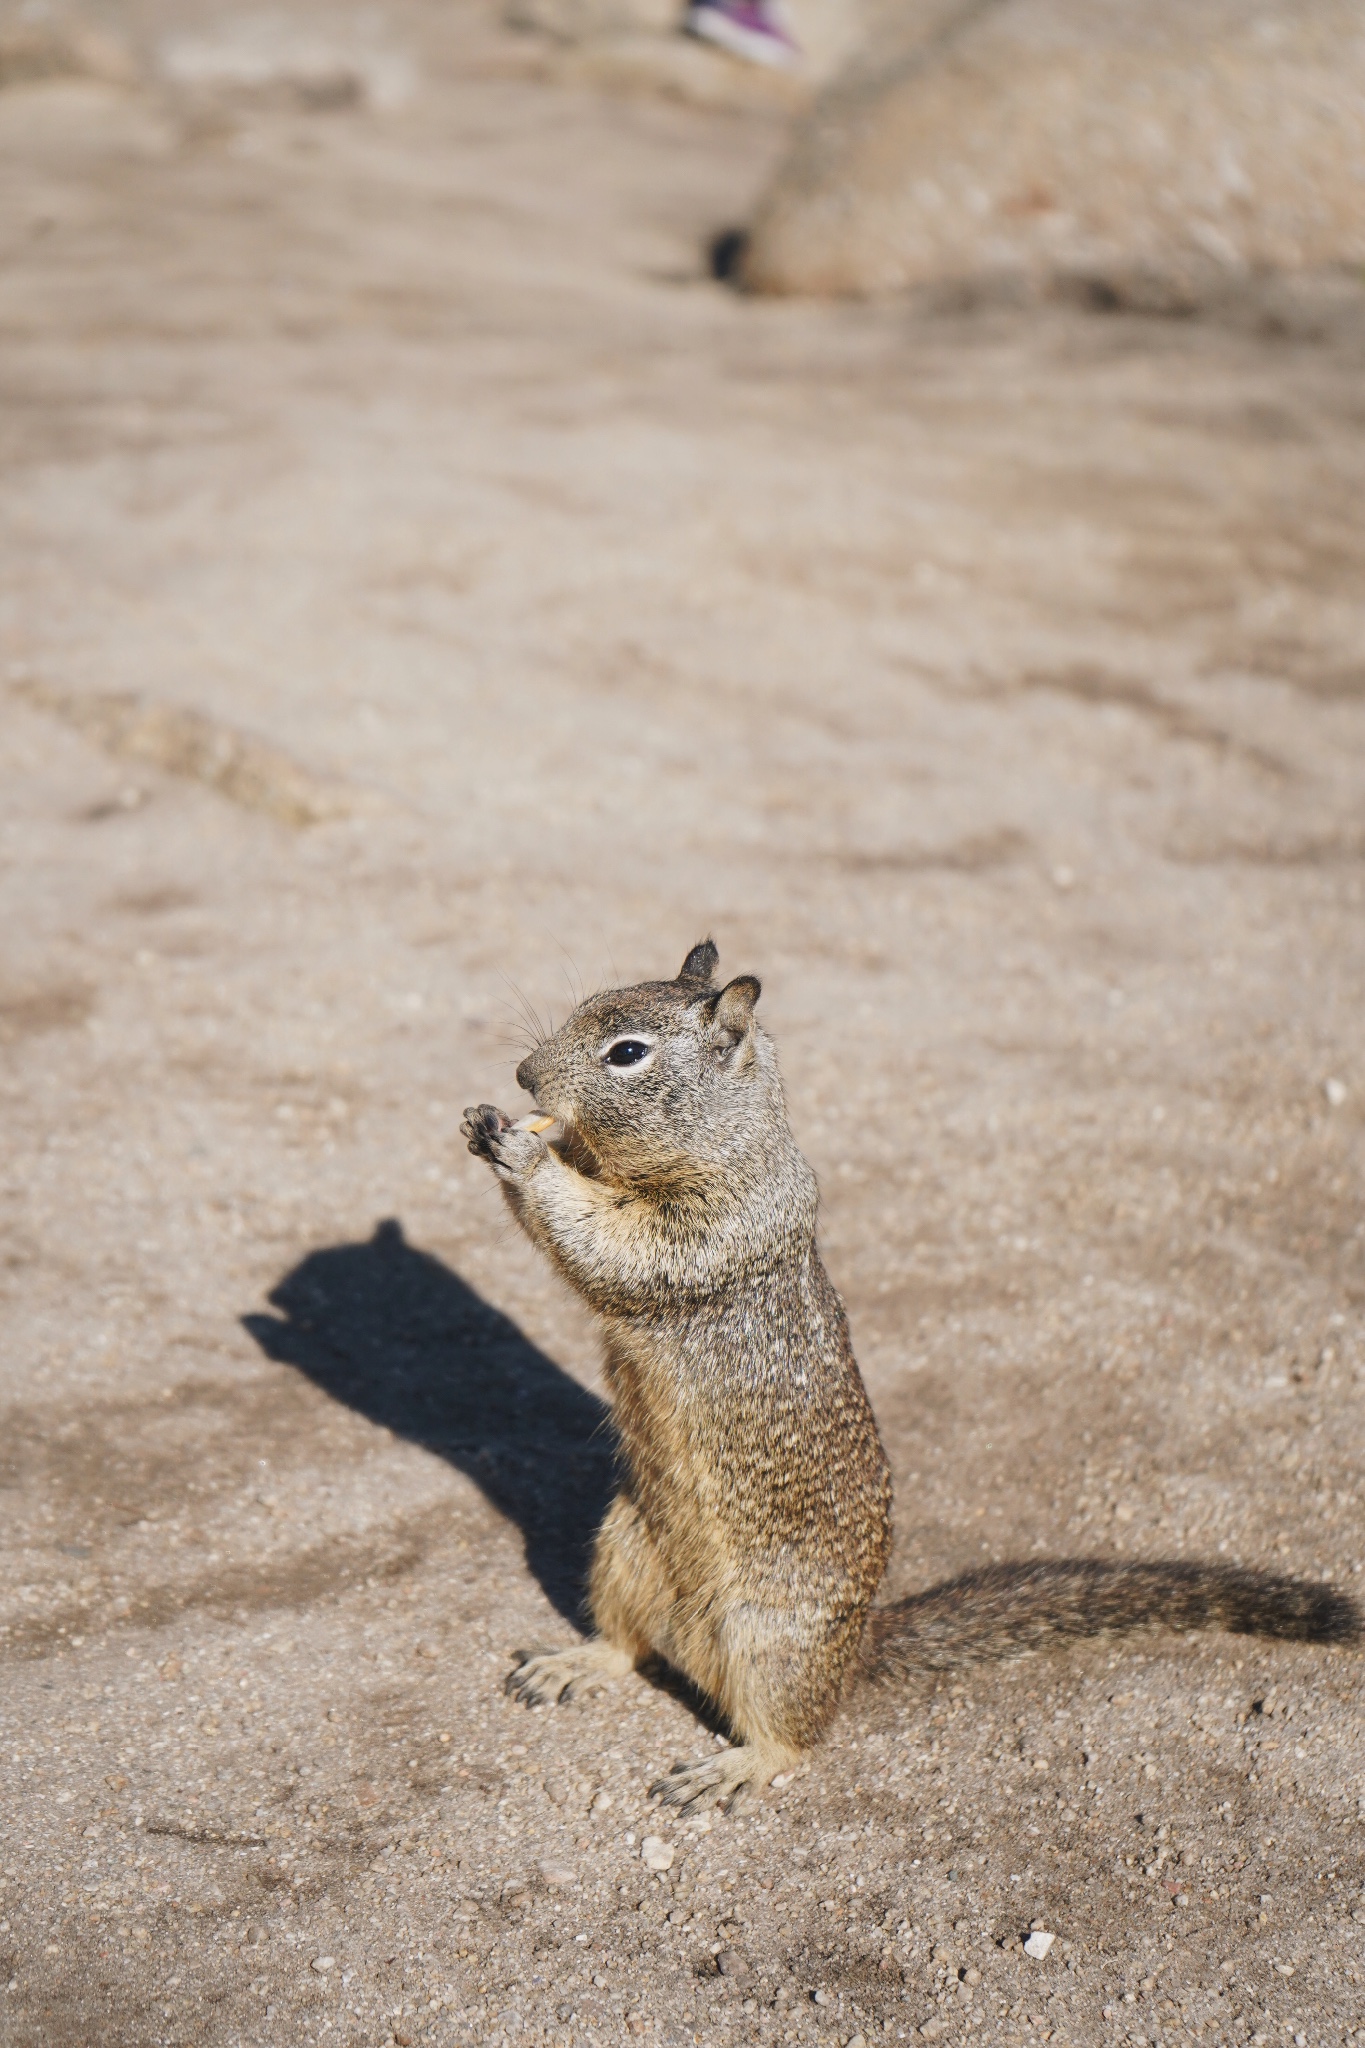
684,0 -> 800,68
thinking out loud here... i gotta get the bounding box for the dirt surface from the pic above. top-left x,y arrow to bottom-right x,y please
2,9 -> 1365,2047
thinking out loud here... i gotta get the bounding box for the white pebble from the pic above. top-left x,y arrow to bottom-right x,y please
311,1955 -> 335,1973
640,1835 -> 674,1872
538,1859 -> 576,1888
1324,1077 -> 1348,1108
1023,1931 -> 1055,1960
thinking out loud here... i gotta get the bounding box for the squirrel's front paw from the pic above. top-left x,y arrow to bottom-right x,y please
460,1104 -> 547,1182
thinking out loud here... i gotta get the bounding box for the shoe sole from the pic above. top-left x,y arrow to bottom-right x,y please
684,8 -> 799,68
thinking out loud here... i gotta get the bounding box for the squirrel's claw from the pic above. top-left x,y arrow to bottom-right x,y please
461,1102 -> 511,1159
649,1746 -> 761,1815
504,1646 -> 570,1707
504,1640 -> 633,1708
461,1103 -> 548,1182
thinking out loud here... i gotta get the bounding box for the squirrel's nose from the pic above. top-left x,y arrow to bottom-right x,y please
515,1053 -> 539,1096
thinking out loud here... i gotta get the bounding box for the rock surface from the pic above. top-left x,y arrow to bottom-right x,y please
741,0 -> 1365,297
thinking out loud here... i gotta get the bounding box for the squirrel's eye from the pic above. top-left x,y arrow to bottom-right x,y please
604,1039 -> 652,1069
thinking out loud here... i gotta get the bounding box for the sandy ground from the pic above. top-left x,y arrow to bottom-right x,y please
3,8 -> 1365,2047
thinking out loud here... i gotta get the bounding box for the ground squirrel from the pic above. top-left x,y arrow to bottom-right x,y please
462,941 -> 1358,1812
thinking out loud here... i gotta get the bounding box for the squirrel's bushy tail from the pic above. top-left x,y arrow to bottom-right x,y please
861,1558 -> 1361,1680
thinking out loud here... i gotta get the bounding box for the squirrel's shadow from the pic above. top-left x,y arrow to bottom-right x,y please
242,1218 -> 616,1627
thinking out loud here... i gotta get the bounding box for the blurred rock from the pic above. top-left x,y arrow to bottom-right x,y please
0,12 -> 136,89
157,15 -> 416,113
740,0 -> 1365,297
507,0 -> 678,46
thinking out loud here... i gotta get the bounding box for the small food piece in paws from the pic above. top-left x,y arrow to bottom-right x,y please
514,1114 -> 557,1134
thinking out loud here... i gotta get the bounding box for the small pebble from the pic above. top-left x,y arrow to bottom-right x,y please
640,1835 -> 674,1872
539,1859 -> 576,1888
717,1950 -> 749,1981
1023,1931 -> 1055,1960
1325,1077 -> 1348,1108
311,1955 -> 335,1973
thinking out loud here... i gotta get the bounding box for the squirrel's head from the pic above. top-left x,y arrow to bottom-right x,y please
514,939 -> 783,1184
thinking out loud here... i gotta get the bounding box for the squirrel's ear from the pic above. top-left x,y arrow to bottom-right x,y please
707,974 -> 760,1054
677,938 -> 719,985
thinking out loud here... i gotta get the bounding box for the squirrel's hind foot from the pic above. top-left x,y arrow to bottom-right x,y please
505,1640 -> 633,1708
650,1742 -> 794,1816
